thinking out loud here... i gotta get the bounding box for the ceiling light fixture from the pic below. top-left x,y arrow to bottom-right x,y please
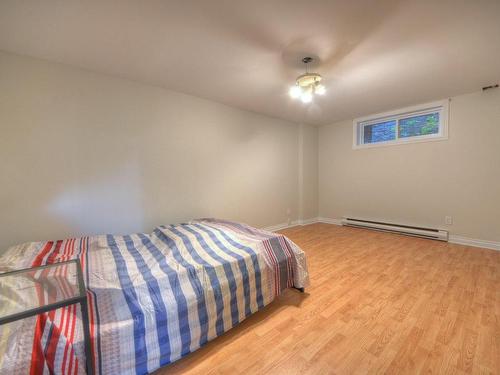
289,57 -> 326,103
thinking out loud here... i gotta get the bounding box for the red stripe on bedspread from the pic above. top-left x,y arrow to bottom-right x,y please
32,241 -> 54,268
28,237 -> 92,375
29,313 -> 47,375
61,239 -> 74,375
87,291 -> 96,370
67,303 -> 77,375
30,241 -> 55,374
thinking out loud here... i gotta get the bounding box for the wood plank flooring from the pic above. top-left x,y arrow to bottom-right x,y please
157,223 -> 499,374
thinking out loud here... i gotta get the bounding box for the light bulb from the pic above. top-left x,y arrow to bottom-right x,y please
289,85 -> 302,99
315,84 -> 326,95
301,92 -> 312,103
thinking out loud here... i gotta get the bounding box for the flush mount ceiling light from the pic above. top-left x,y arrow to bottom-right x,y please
289,57 -> 326,103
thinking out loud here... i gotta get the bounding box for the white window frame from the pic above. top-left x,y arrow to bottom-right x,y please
352,99 -> 449,149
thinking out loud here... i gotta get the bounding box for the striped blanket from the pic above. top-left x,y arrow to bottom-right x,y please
0,219 -> 309,374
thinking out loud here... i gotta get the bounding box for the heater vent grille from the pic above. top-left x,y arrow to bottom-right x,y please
342,217 -> 448,241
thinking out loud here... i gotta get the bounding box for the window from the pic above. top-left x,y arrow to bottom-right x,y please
363,120 -> 396,144
353,100 -> 448,149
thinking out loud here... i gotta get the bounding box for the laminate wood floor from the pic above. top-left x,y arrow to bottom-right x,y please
157,223 -> 499,374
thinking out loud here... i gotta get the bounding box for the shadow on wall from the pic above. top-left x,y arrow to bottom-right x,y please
47,162 -> 145,236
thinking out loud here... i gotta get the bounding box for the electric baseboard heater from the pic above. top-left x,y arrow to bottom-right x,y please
341,217 -> 448,241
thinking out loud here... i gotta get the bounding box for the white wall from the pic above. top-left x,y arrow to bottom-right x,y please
0,51 -> 318,251
319,90 -> 500,242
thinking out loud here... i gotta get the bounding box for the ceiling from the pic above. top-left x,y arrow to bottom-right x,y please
0,0 -> 499,126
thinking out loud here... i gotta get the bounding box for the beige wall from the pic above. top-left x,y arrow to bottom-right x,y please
319,90 -> 500,242
299,123 -> 319,221
3,50 -> 497,251
0,51 -> 318,251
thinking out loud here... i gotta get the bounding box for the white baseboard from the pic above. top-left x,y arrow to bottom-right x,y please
449,235 -> 500,251
264,217 -> 500,251
296,217 -> 321,225
262,221 -> 297,232
262,217 -> 322,232
316,217 -> 342,226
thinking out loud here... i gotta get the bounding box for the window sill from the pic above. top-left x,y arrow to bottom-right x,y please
352,134 -> 448,150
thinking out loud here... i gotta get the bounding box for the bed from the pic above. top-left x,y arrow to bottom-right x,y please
0,219 -> 309,374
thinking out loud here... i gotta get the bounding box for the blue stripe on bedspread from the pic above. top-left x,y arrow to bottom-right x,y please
164,226 -> 230,337
198,223 -> 265,309
180,225 -> 245,326
136,233 -> 193,358
122,235 -> 171,366
107,234 -> 149,375
152,229 -> 211,347
191,224 -> 253,318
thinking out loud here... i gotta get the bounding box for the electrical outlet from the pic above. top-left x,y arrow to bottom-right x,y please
445,216 -> 453,225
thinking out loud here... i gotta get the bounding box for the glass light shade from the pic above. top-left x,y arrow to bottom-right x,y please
289,85 -> 302,98
315,84 -> 326,95
301,91 -> 313,103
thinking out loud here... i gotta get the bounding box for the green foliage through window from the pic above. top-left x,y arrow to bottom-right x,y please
398,113 -> 439,138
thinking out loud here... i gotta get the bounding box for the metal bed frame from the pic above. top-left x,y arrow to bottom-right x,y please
0,259 -> 94,375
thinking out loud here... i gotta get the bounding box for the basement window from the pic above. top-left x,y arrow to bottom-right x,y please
353,100 -> 449,149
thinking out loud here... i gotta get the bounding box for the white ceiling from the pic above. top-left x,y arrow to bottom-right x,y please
1,0 -> 499,125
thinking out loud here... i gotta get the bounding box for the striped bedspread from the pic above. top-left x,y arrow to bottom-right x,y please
0,219 -> 309,374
